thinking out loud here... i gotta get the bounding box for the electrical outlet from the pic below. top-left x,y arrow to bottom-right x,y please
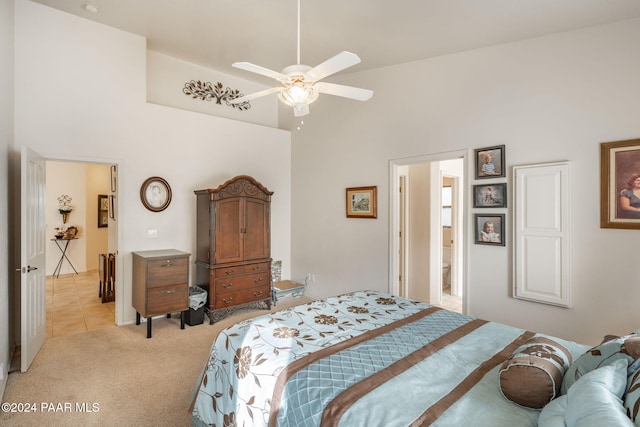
306,273 -> 315,283
147,229 -> 157,239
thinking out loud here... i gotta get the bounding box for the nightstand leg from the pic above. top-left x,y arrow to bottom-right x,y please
136,312 -> 140,325
180,311 -> 185,329
147,317 -> 152,339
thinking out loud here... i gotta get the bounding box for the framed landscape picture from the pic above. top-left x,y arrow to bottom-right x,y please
346,186 -> 377,218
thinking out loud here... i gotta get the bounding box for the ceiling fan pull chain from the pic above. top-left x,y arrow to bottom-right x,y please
297,0 -> 301,65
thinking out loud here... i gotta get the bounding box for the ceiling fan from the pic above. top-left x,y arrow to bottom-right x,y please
229,0 -> 373,117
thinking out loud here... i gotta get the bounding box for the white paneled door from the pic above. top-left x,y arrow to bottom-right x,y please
20,146 -> 47,372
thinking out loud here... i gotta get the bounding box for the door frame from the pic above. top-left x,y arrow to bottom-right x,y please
32,151 -> 123,325
388,149 -> 470,312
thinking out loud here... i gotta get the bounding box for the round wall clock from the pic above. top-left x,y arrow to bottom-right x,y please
140,176 -> 172,212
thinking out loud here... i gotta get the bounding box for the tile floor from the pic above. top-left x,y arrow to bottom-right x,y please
437,285 -> 462,313
46,270 -> 115,338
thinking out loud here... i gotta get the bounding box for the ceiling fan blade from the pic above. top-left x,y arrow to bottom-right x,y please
232,62 -> 287,82
304,51 -> 362,82
316,82 -> 373,101
229,87 -> 283,104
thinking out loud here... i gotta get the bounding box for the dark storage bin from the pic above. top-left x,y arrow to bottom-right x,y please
184,286 -> 207,326
184,306 -> 204,326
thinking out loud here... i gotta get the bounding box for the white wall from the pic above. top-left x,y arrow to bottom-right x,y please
43,161 -> 110,275
45,161 -> 87,275
147,51 -> 278,127
0,0 -> 14,399
292,18 -> 640,345
14,1 -> 291,327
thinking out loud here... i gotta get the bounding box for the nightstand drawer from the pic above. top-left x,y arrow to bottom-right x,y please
147,284 -> 188,315
147,258 -> 188,288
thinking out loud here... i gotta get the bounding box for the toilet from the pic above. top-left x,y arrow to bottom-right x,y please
442,246 -> 451,286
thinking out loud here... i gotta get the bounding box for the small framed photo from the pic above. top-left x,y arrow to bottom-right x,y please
474,213 -> 505,246
98,194 -> 109,228
346,186 -> 377,218
475,145 -> 505,179
600,138 -> 640,229
473,183 -> 506,208
140,176 -> 172,212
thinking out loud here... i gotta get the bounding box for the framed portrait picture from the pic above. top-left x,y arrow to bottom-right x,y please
140,176 -> 172,212
346,186 -> 377,218
473,183 -> 506,208
474,213 -> 505,246
98,194 -> 108,228
600,138 -> 640,229
475,145 -> 505,179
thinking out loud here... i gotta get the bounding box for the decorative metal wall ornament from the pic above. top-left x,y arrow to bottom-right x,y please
183,80 -> 251,111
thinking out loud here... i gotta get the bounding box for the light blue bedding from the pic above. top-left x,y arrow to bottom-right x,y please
190,291 -> 588,426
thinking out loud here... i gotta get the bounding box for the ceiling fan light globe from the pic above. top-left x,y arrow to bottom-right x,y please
278,81 -> 319,107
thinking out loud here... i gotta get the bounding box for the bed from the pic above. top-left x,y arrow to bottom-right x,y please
190,291 -> 640,426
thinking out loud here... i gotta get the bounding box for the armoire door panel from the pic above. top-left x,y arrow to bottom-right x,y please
243,198 -> 270,260
215,198 -> 243,263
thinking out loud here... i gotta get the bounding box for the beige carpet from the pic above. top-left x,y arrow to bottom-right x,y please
1,298 -> 311,427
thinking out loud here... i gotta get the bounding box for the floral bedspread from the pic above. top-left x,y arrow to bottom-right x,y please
191,291 -> 429,426
190,291 -> 589,427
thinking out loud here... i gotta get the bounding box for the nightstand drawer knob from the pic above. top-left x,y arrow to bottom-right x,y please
161,261 -> 172,267
254,277 -> 263,283
223,283 -> 233,289
254,291 -> 263,297
225,270 -> 235,275
222,297 -> 233,304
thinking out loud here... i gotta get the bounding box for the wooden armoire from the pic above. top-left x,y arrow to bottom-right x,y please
194,175 -> 273,324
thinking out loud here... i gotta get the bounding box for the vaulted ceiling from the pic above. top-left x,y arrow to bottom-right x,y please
30,0 -> 640,84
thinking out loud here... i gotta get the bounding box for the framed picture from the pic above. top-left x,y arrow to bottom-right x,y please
109,195 -> 116,220
474,213 -> 505,246
600,138 -> 640,229
110,164 -> 117,193
475,145 -> 505,179
140,176 -> 172,212
98,194 -> 108,228
346,186 -> 377,218
473,183 -> 506,208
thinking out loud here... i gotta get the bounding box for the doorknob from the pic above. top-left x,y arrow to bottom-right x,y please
16,266 -> 38,273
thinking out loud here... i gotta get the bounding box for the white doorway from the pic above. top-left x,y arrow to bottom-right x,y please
389,150 -> 467,313
19,148 -> 120,371
45,160 -> 116,338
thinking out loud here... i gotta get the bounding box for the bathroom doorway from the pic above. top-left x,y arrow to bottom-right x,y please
389,151 -> 466,313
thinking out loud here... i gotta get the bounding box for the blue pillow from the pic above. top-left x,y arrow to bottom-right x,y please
538,395 -> 567,427
564,359 -> 634,427
562,333 -> 640,393
626,369 -> 640,426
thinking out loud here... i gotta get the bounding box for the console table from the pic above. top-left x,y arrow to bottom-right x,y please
51,237 -> 78,278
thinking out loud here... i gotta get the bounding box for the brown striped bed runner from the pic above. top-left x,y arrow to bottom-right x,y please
268,305 -> 534,427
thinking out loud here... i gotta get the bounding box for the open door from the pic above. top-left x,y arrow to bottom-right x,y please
20,146 -> 47,372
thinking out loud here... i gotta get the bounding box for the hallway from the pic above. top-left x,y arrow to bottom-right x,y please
46,271 -> 115,337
